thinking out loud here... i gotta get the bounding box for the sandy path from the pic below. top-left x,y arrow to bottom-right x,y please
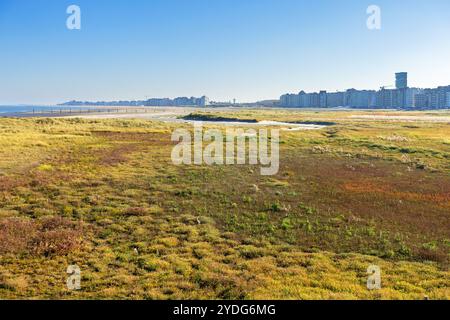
349,115 -> 450,122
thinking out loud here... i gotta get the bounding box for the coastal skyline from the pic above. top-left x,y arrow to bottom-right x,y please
280,72 -> 450,109
1,0 -> 450,105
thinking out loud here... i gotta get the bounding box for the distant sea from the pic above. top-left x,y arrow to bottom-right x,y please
0,105 -> 97,116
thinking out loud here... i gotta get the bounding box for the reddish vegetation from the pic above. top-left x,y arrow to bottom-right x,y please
99,144 -> 139,166
0,176 -> 26,192
282,154 -> 449,262
92,131 -> 172,166
0,217 -> 83,256
342,181 -> 450,207
199,152 -> 449,264
283,154 -> 450,227
0,219 -> 35,254
92,131 -> 172,145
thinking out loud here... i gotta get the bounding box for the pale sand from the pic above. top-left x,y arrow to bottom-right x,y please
61,106 -> 450,123
63,106 -> 197,121
62,107 -> 328,130
349,115 -> 450,122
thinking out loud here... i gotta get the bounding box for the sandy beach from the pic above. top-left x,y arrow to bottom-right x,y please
63,107 -> 450,124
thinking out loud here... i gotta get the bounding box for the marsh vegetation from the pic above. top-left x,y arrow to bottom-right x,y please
0,110 -> 448,299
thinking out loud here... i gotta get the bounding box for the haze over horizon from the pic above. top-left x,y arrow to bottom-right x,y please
1,0 -> 449,105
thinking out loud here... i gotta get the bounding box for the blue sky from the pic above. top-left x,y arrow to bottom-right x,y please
0,0 -> 449,104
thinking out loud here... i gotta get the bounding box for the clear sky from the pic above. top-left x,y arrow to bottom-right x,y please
0,0 -> 449,105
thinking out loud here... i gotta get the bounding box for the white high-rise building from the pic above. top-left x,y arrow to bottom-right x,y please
405,88 -> 422,108
199,96 -> 210,106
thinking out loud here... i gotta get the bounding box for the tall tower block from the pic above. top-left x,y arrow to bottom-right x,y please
396,72 -> 408,89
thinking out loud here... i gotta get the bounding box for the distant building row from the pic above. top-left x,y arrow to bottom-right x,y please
144,96 -> 209,107
61,96 -> 210,107
279,73 -> 450,109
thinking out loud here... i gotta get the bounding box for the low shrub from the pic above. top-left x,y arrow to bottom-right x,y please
0,217 -> 83,256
